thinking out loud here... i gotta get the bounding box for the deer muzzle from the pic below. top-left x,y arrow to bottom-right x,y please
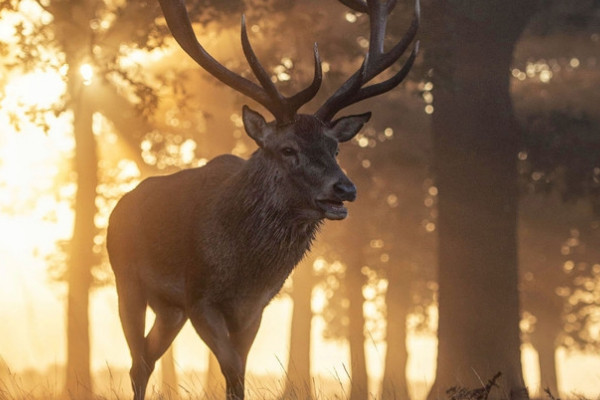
316,177 -> 356,220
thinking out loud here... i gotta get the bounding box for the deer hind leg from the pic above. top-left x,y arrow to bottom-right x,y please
117,280 -> 150,400
188,302 -> 247,400
119,281 -> 186,400
144,300 -> 186,381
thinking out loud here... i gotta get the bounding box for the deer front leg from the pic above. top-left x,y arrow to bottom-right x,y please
230,313 -> 263,374
189,301 -> 246,399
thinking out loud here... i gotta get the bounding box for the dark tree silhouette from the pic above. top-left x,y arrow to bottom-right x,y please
422,1 -> 538,398
518,110 -> 600,394
519,191 -> 599,395
380,163 -> 435,400
283,258 -> 316,399
513,0 -> 600,381
344,239 -> 370,400
66,69 -> 96,397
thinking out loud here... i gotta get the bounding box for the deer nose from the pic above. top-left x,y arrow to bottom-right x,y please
333,179 -> 357,202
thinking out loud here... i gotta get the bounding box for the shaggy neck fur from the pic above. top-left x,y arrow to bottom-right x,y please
215,152 -> 322,270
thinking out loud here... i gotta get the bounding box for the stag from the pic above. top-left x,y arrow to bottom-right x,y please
107,0 -> 418,399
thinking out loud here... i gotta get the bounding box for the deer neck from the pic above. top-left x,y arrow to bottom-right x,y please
215,154 -> 321,267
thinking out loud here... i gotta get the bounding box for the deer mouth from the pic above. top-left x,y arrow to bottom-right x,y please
316,199 -> 348,220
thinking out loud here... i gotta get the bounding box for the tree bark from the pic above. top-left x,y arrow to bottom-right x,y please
346,257 -> 369,400
283,261 -> 314,399
65,74 -> 97,399
381,164 -> 431,400
529,307 -> 562,397
519,192 -> 589,398
425,2 -> 537,399
531,329 -> 559,397
381,263 -> 411,400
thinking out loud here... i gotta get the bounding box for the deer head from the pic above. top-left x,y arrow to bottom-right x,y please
157,0 -> 419,220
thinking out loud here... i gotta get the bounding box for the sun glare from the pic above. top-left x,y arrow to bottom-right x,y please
0,68 -> 72,202
3,69 -> 65,109
0,64 -> 76,373
1,5 -> 599,398
79,63 -> 94,86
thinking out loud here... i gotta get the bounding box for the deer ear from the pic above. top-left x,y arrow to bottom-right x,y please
327,112 -> 372,142
242,105 -> 268,146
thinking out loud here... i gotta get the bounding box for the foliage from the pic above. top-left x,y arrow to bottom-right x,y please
1,0 -> 599,396
520,110 -> 600,214
514,33 -> 600,355
527,0 -> 600,36
0,0 -> 263,287
559,228 -> 600,351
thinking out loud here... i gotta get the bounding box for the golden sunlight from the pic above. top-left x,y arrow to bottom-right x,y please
2,3 -> 600,399
0,60 -> 75,374
79,63 -> 94,86
3,69 -> 65,109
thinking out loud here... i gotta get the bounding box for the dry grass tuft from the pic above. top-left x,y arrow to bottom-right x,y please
445,372 -> 502,400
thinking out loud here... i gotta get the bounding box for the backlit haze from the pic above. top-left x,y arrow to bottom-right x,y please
1,1 -> 600,399
1,46 -> 599,400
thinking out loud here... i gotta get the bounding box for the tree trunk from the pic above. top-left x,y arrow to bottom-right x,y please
381,165 -> 430,400
206,351 -> 226,397
381,263 -> 411,400
92,81 -> 157,177
65,75 -> 97,399
425,2 -> 537,399
161,346 -> 178,397
534,334 -> 558,397
346,257 -> 369,400
283,261 -> 314,399
529,312 -> 561,397
518,192 -> 583,398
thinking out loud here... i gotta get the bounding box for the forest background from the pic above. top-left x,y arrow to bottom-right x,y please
0,0 -> 599,399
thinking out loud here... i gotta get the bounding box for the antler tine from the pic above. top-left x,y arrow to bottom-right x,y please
366,1 -> 419,80
240,15 -> 287,119
333,41 -> 419,113
315,55 -> 369,121
157,0 -> 275,114
338,0 -> 368,13
159,0 -> 322,123
287,44 -> 324,117
316,0 -> 420,122
386,0 -> 398,15
367,0 -> 387,57
242,22 -> 324,122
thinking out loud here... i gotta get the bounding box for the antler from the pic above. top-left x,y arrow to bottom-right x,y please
315,0 -> 420,122
157,0 -> 322,123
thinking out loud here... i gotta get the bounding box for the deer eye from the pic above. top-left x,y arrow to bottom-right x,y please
280,147 -> 297,157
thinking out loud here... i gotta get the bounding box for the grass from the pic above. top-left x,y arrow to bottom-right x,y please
0,368 -> 594,400
0,367 -> 352,400
445,372 -> 502,400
